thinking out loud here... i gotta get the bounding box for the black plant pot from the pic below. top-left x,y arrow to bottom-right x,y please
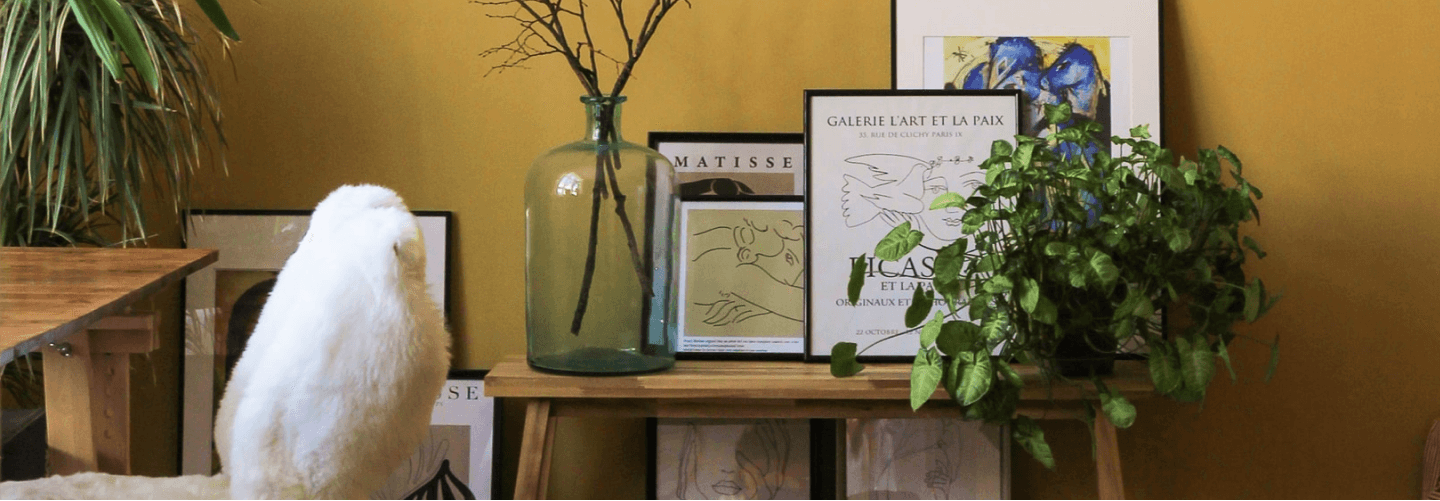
1054,330 -> 1117,378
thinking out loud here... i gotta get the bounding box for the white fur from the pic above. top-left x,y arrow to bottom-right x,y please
0,185 -> 450,500
0,473 -> 228,500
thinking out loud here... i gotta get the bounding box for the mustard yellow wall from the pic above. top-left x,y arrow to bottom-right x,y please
129,0 -> 1440,497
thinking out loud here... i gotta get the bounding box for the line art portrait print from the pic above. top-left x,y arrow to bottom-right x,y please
678,200 -> 805,355
657,419 -> 811,500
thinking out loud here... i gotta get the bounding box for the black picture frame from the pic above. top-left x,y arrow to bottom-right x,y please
372,369 -> 503,500
649,132 -> 806,199
675,196 -> 807,361
646,418 -> 837,500
177,209 -> 453,475
889,0 -> 1164,146
803,89 -> 1021,362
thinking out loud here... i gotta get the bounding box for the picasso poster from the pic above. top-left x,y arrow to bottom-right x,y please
678,199 -> 805,358
804,90 -> 1020,360
892,0 -> 1162,144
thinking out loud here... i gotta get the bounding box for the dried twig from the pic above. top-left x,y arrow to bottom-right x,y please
476,0 -> 690,335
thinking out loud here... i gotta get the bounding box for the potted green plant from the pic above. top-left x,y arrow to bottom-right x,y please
831,103 -> 1281,469
1,0 -> 238,247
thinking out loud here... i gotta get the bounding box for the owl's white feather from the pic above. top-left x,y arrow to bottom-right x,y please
0,185 -> 450,500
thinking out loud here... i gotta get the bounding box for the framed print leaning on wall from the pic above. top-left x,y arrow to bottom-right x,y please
372,370 -> 501,500
845,418 -> 1008,500
649,132 -> 805,198
648,418 -> 838,500
804,90 -> 1019,361
677,198 -> 805,359
180,209 -> 451,475
892,0 -> 1163,144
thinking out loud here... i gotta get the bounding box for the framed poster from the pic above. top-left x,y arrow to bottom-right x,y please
649,132 -> 805,198
647,418 -> 837,500
845,418 -> 1009,500
677,198 -> 805,359
372,370 -> 501,500
804,90 -> 1020,361
892,0 -> 1163,144
179,209 -> 451,475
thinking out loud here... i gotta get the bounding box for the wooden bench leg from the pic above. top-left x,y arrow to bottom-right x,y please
42,315 -> 156,476
1094,404 -> 1125,500
516,399 -> 555,500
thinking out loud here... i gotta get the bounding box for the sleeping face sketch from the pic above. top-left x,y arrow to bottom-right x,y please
841,154 -> 983,249
684,207 -> 805,334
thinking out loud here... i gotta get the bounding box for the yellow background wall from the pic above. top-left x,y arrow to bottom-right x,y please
125,0 -> 1440,498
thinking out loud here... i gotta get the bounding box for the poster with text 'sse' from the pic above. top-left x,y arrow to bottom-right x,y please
804,90 -> 1019,361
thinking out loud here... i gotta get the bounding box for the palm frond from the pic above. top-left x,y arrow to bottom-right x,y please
1,0 -> 228,247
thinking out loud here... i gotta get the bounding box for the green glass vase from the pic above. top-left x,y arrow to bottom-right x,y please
524,96 -> 678,375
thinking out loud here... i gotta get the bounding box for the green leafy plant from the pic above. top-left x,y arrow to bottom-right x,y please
831,104 -> 1281,469
1,0 -> 238,247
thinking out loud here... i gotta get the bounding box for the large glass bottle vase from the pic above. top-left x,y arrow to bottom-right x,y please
524,96 -> 678,374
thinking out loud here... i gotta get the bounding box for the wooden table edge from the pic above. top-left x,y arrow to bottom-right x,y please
1,248 -> 217,364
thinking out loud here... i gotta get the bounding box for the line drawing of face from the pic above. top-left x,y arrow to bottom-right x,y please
915,163 -> 983,245
671,420 -> 806,500
841,154 -> 983,249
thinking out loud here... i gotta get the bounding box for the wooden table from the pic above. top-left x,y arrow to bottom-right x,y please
0,247 -> 218,475
486,355 -> 1153,500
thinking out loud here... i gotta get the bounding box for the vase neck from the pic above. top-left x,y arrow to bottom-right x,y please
582,95 -> 625,143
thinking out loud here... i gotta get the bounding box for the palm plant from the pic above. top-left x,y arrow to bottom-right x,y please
0,0 -> 238,405
1,0 -> 238,246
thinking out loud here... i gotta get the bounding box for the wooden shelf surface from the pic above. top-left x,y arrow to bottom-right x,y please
486,354 -> 1153,403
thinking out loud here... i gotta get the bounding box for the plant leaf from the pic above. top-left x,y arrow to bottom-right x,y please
1018,277 -> 1040,314
1244,279 -> 1261,322
1177,335 -> 1216,392
959,351 -> 993,406
1148,343 -> 1182,395
1012,416 -> 1056,470
1216,145 -> 1242,174
929,192 -> 966,210
847,254 -> 866,305
1265,335 -> 1280,383
1243,235 -> 1267,259
937,320 -> 982,356
1165,225 -> 1192,252
999,362 -> 1024,389
65,0 -> 124,83
919,311 -> 943,348
1089,252 -> 1119,289
991,139 -> 1014,158
193,0 -> 241,41
1216,338 -> 1237,383
1098,386 -> 1137,429
1043,103 -> 1072,126
1013,141 -> 1035,168
905,285 -> 934,328
830,342 -> 864,377
874,222 -> 923,261
984,275 -> 1014,294
86,0 -> 159,90
910,348 -> 943,410
1032,295 -> 1058,325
